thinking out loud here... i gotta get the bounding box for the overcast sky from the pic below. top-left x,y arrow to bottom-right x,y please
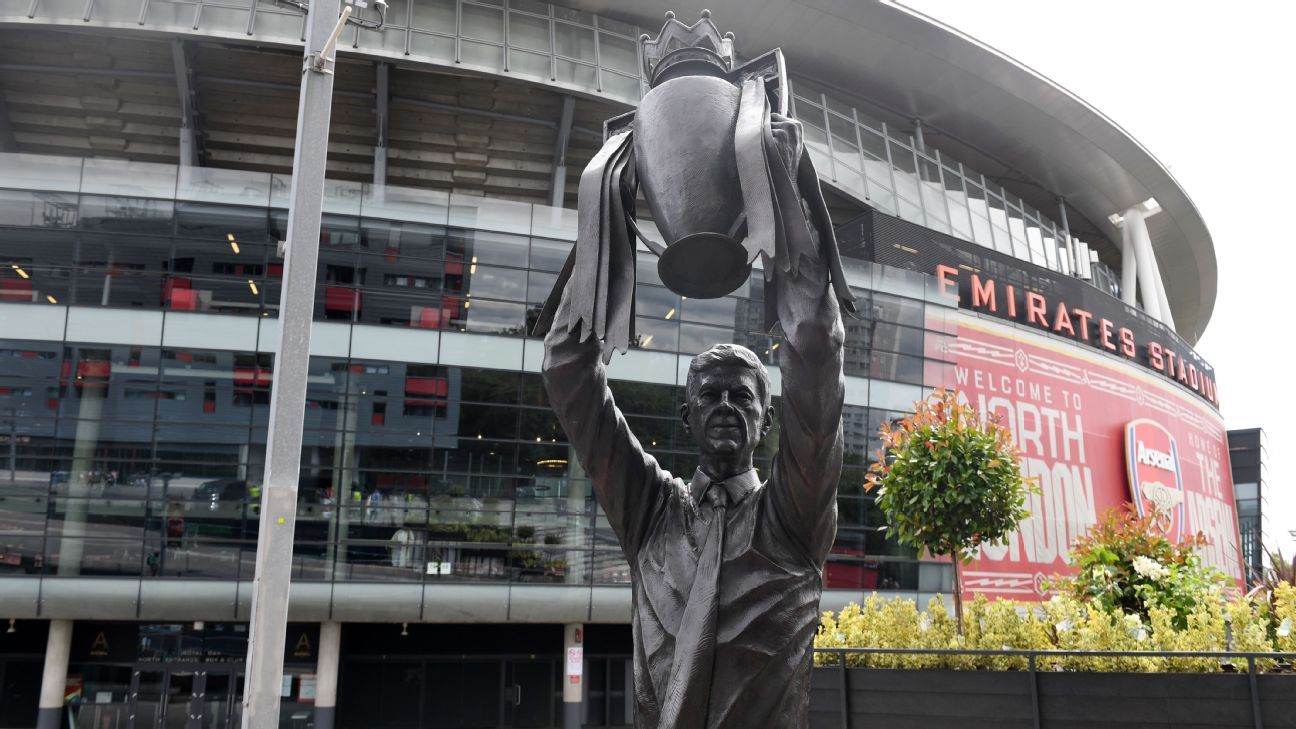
900,0 -> 1295,560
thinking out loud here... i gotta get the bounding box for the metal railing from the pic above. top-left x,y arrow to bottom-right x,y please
813,646 -> 1296,729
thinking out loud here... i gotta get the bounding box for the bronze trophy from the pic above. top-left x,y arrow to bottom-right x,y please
533,9 -> 855,357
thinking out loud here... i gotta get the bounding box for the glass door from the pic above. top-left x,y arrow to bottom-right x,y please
197,671 -> 233,729
128,668 -> 206,729
162,670 -> 199,729
503,659 -> 556,728
129,669 -> 165,729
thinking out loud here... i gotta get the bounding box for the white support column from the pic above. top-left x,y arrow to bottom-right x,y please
563,623 -> 584,729
1147,240 -> 1176,331
550,95 -> 576,209
241,1 -> 341,727
1122,206 -> 1164,323
313,622 -> 342,729
37,619 -> 72,729
1119,212 -> 1139,309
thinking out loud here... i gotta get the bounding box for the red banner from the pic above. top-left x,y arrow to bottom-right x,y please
927,311 -> 1244,600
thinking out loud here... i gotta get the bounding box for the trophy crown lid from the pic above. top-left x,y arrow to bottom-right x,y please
641,10 -> 736,85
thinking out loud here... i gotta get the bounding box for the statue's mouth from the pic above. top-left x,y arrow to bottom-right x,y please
705,410 -> 746,441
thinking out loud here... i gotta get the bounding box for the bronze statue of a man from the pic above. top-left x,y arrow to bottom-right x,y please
542,252 -> 843,727
535,11 -> 852,728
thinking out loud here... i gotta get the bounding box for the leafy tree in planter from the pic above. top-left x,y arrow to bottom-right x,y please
865,388 -> 1031,633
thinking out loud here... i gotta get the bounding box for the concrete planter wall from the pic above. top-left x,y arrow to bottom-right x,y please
810,666 -> 1296,729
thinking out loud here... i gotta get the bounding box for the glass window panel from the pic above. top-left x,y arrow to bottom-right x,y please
801,120 -> 830,161
0,190 -> 78,229
508,49 -> 550,78
597,15 -> 636,36
79,195 -> 175,236
443,232 -> 527,273
632,316 -> 678,352
555,59 -> 596,89
460,3 -> 503,41
360,219 -> 448,260
357,22 -> 409,54
871,292 -> 923,327
466,263 -> 526,300
869,351 -> 924,385
508,12 -> 550,51
409,31 -> 456,61
870,322 -> 923,356
828,113 -> 860,162
836,167 -> 864,197
146,0 -> 197,28
678,322 -> 735,355
458,298 -> 526,334
599,33 -> 638,75
198,5 -> 253,33
554,22 -> 595,61
897,197 -> 923,225
948,200 -> 973,240
510,0 -> 549,14
526,270 -> 557,306
859,128 -> 888,162
888,140 -> 919,203
552,6 -> 593,25
460,40 -> 503,69
602,72 -> 641,100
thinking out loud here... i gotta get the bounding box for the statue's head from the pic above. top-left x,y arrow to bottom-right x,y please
680,344 -> 773,473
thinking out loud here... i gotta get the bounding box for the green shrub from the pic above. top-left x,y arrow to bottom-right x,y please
1050,507 -> 1227,630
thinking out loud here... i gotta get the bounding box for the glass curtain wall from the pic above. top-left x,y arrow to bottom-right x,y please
0,155 -> 966,591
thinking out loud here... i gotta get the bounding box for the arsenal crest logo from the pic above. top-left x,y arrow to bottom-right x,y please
1124,419 -> 1185,540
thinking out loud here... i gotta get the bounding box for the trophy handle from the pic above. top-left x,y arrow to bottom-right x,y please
731,48 -> 788,117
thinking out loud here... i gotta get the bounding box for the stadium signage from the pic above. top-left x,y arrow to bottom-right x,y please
934,264 -> 1220,407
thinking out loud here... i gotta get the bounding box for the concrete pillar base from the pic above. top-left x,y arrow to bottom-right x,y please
563,701 -> 581,729
35,707 -> 61,729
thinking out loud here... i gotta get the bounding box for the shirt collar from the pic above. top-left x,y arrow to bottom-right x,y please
688,467 -> 761,507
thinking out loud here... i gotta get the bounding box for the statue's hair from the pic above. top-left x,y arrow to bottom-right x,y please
686,343 -> 771,408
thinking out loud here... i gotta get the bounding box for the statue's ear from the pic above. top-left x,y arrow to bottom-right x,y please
761,406 -> 774,437
679,402 -> 691,432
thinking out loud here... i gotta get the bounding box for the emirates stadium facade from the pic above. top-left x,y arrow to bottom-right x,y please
0,1 -> 1243,727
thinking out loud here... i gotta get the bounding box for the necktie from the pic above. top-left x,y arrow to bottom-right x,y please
659,481 -> 729,728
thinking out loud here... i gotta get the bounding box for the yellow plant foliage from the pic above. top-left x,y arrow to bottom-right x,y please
1275,581 -> 1296,654
815,584 -> 1293,672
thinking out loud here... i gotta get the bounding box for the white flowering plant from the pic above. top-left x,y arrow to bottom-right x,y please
1051,506 -> 1227,630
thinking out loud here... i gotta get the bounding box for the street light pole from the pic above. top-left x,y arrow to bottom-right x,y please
240,1 -> 343,726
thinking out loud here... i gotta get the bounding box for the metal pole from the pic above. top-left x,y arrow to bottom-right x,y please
240,0 -> 341,726
171,40 -> 199,167
373,62 -> 390,186
1247,655 -> 1263,729
1028,652 -> 1041,729
838,649 -> 849,729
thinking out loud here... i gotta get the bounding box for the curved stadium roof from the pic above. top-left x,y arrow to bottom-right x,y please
561,0 -> 1217,343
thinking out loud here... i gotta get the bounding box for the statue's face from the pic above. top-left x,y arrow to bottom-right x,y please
681,363 -> 772,464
